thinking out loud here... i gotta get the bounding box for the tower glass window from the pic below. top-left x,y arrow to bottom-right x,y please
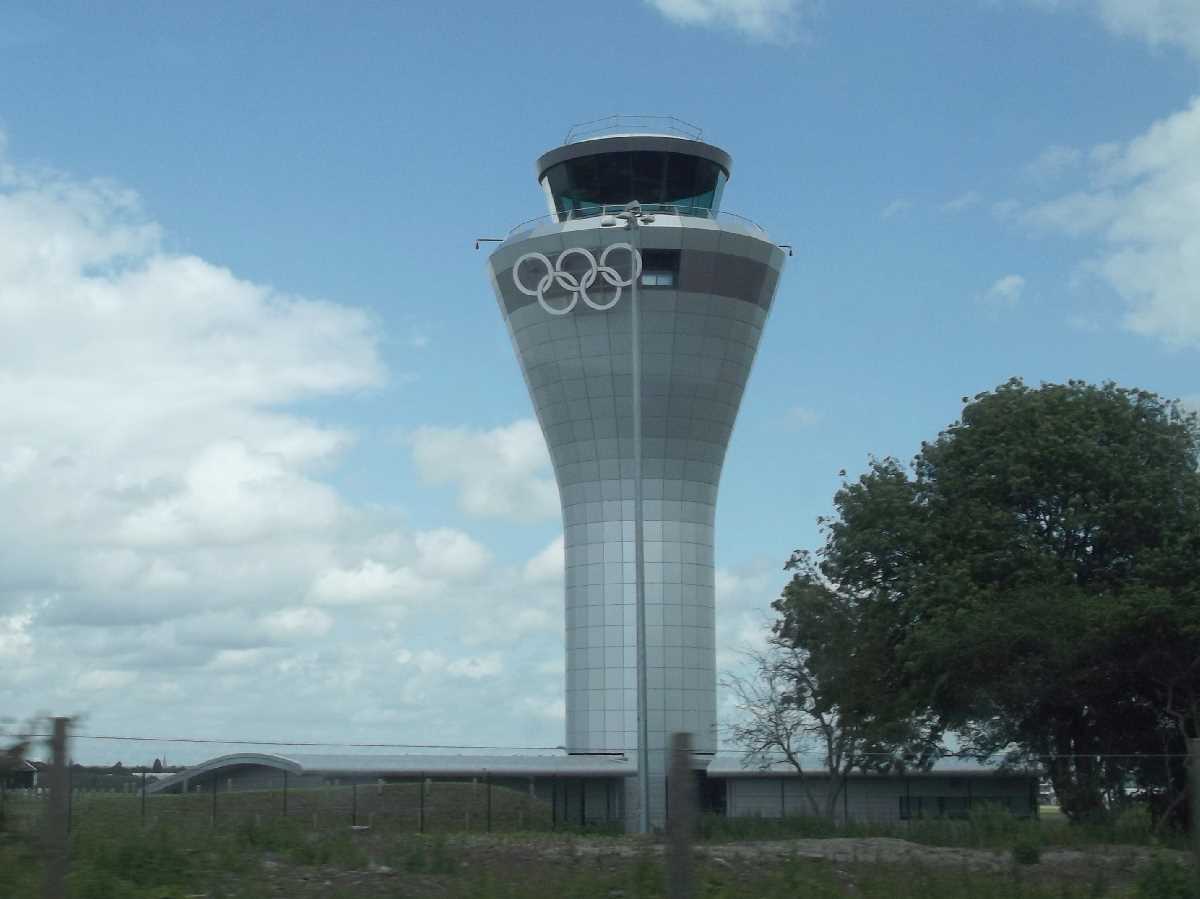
640,250 -> 679,287
542,152 -> 727,220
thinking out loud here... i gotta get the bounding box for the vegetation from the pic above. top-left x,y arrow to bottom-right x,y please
694,804 -> 1190,852
768,379 -> 1200,826
1,779 -> 587,839
0,813 -> 1190,898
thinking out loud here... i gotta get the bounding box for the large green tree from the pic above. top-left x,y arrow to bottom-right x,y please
776,378 -> 1200,823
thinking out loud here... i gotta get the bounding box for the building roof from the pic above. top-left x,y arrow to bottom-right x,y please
148,750 -> 636,793
705,752 -> 1040,778
535,134 -> 733,183
149,747 -> 1034,794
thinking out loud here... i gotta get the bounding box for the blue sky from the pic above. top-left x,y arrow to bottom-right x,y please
0,0 -> 1197,763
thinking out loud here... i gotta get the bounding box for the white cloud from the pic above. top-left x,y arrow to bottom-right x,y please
880,199 -> 912,220
409,419 -> 558,522
518,696 -> 566,722
1025,0 -> 1200,59
992,198 -> 1022,220
0,132 -> 384,636
0,612 -> 33,660
0,135 -> 584,757
978,274 -> 1027,308
116,441 -> 344,547
1024,144 -> 1083,182
446,653 -> 503,680
77,669 -> 137,691
413,528 -> 491,580
1023,96 -> 1200,346
1094,0 -> 1200,59
645,0 -> 816,43
714,559 -> 780,670
308,528 -> 490,607
941,191 -> 983,213
713,557 -> 783,739
310,559 -> 431,606
260,607 -> 333,640
523,535 -> 564,584
784,405 -> 821,428
208,648 -> 272,671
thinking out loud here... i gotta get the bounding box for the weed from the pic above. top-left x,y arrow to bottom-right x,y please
1011,840 -> 1041,865
1134,855 -> 1200,899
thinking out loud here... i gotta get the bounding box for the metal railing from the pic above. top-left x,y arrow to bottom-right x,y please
506,205 -> 764,236
563,115 -> 703,144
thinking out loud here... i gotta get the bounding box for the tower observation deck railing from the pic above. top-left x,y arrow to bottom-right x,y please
562,115 -> 703,144
507,205 -> 764,236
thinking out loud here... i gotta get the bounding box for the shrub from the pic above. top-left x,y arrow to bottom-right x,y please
1135,856 -> 1199,899
967,802 -> 1021,842
1111,804 -> 1155,844
1010,840 -> 1040,865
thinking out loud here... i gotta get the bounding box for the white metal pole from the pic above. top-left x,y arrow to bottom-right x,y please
630,213 -> 650,835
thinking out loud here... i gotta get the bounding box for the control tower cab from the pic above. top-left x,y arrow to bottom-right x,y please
537,131 -> 730,222
487,116 -> 785,831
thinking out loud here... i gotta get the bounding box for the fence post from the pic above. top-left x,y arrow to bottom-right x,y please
552,776 -> 557,829
666,732 -> 696,899
486,772 -> 492,833
210,775 -> 217,828
419,775 -> 425,834
141,770 -> 147,826
352,783 -> 358,827
1190,738 -> 1199,881
43,717 -> 69,899
282,771 -> 288,817
66,760 -> 73,834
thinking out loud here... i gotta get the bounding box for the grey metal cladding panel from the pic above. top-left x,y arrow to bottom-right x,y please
712,254 -> 767,305
679,223 -> 721,252
638,228 -> 684,251
677,252 -> 717,295
759,266 -> 781,311
495,251 -> 776,316
719,230 -> 776,265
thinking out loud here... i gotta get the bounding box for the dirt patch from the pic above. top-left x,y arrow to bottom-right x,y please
243,834 -> 1191,897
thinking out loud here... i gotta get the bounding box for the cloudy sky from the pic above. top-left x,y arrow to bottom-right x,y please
1,0 -> 1197,764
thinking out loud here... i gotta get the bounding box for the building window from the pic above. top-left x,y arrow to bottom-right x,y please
543,152 -> 727,220
640,250 -> 679,288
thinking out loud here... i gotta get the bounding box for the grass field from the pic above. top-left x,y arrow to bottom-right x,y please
1,780 -> 599,838
1,787 -> 1195,898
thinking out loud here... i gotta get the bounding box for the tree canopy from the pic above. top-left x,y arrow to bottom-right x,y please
773,378 -> 1200,823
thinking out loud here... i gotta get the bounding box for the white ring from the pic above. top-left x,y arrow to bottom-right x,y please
512,245 -> 643,315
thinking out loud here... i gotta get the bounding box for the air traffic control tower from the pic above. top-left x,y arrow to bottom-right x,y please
486,116 -> 785,830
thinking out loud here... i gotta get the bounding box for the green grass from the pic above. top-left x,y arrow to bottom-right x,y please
0,819 -> 1191,899
2,790 -> 1193,898
696,802 -> 1191,853
1,779 -> 603,838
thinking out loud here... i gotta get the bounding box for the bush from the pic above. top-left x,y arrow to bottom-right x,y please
1111,804 -> 1155,844
967,803 -> 1021,842
1010,840 -> 1040,865
1135,856 -> 1199,899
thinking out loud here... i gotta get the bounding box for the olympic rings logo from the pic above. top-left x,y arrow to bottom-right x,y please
512,244 -> 642,316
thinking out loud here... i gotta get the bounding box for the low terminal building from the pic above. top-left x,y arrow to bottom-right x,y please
150,750 -> 1037,827
707,754 -> 1039,822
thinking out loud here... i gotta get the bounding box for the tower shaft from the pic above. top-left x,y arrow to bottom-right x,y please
488,129 -> 784,829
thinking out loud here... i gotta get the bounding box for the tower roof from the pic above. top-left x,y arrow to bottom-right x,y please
535,133 -> 732,183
